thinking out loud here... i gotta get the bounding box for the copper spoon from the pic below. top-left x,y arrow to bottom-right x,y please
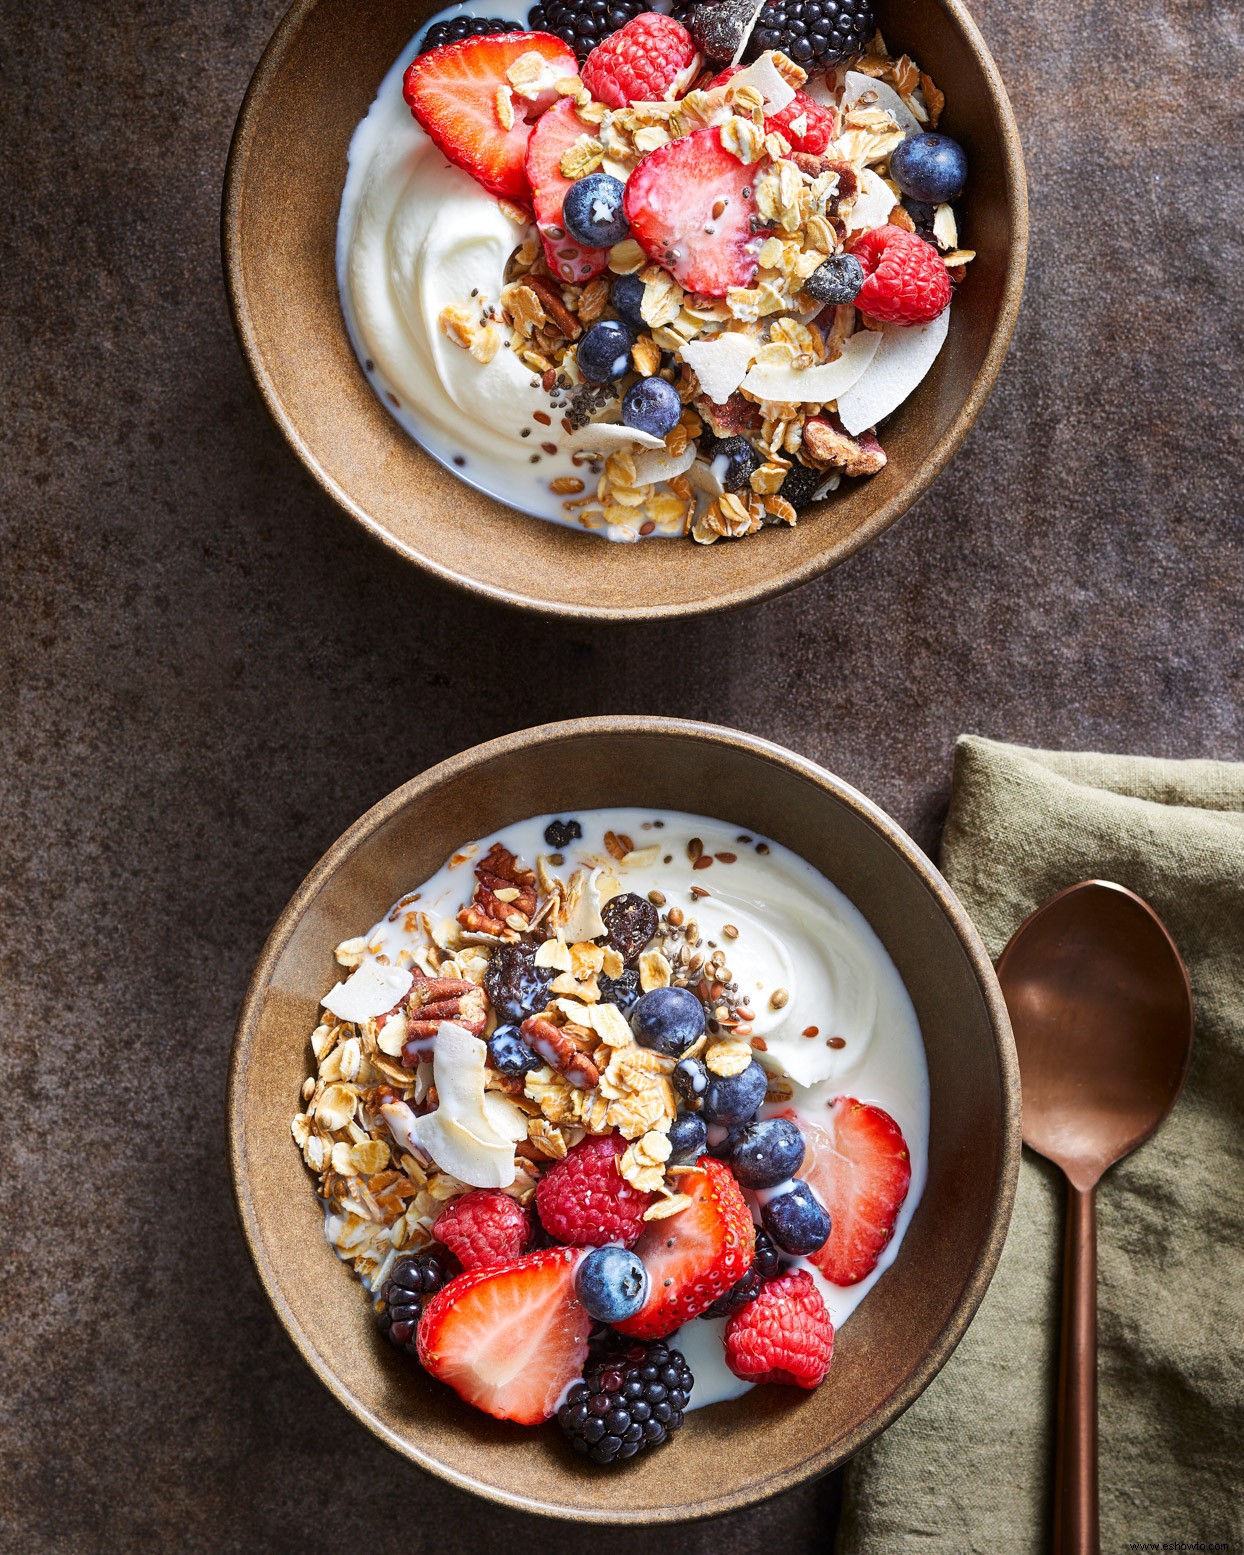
995,881 -> 1193,1555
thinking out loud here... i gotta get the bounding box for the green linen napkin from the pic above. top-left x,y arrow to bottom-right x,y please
835,736 -> 1244,1554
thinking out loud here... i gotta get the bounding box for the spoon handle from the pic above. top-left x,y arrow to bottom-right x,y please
1053,1182 -> 1100,1555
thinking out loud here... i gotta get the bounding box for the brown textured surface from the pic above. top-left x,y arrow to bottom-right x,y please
0,0 -> 1241,1549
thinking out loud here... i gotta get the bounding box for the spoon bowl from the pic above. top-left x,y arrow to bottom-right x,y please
997,879 -> 1194,1555
998,880 -> 1194,1189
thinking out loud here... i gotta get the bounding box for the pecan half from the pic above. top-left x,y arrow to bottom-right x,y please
457,843 -> 539,938
400,971 -> 487,1065
695,391 -> 762,439
801,414 -> 888,477
522,1015 -> 600,1090
525,276 -> 582,340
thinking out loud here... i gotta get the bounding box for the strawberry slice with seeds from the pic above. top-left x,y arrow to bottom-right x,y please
524,97 -> 610,284
795,1099 -> 913,1286
614,1157 -> 755,1340
403,32 -> 577,204
417,1247 -> 591,1425
623,126 -> 767,297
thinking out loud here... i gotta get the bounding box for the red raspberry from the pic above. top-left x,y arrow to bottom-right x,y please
723,1270 -> 834,1388
433,1189 -> 533,1270
851,224 -> 952,326
536,1133 -> 653,1247
581,15 -> 697,110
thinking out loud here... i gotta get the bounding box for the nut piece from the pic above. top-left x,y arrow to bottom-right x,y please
522,1015 -> 601,1090
801,414 -> 888,477
458,843 -> 538,938
524,276 -> 582,340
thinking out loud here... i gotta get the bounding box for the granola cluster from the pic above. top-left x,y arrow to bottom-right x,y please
436,32 -> 974,543
290,824 -> 808,1290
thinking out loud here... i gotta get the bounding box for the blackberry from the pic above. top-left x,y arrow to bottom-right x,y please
744,0 -> 876,68
528,0 -> 647,59
376,1248 -> 458,1357
543,817 -> 582,849
419,14 -> 522,53
753,1226 -> 787,1280
699,1226 -> 786,1317
558,1340 -> 694,1465
779,461 -> 825,510
700,1264 -> 763,1318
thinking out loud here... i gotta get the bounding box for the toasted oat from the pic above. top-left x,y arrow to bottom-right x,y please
705,1039 -> 754,1076
494,85 -> 515,131
643,1193 -> 692,1221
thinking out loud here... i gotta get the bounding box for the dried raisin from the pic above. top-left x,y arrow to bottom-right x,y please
543,818 -> 583,849
483,942 -> 555,1025
600,893 -> 658,964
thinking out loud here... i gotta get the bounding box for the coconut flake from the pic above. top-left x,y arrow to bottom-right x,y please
687,457 -> 725,500
730,0 -> 771,67
561,867 -> 607,941
681,330 -> 758,404
845,167 -> 898,234
740,327 -> 881,404
630,443 -> 698,486
321,961 -> 412,1024
836,305 -> 950,435
564,420 -> 665,454
842,72 -> 922,138
933,202 -> 958,249
729,53 -> 796,114
409,1022 -> 518,1187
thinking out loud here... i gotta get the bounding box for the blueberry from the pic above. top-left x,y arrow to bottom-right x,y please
667,1111 -> 708,1163
804,252 -> 864,306
577,320 -> 633,383
701,1060 -> 768,1127
728,1117 -> 806,1189
889,132 -> 967,204
610,273 -> 646,332
630,986 -> 706,1058
622,376 -> 682,439
562,172 -> 631,248
704,434 -> 760,493
761,1180 -> 831,1255
487,1025 -> 540,1077
672,1056 -> 709,1106
543,818 -> 582,849
575,1246 -> 650,1323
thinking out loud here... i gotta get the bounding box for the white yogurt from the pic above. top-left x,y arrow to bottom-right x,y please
356,806 -> 929,1411
336,5 -> 681,540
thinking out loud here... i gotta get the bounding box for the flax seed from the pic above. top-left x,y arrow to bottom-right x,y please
803,1025 -> 820,1039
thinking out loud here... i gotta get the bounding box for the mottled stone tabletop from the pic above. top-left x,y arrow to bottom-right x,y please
2,0 -> 1241,1548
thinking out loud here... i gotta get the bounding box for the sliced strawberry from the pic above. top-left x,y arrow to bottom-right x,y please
614,1158 -> 755,1339
709,66 -> 837,155
416,1247 -> 591,1425
623,127 -> 767,297
795,1099 -> 913,1286
523,98 -> 610,284
403,33 -> 577,203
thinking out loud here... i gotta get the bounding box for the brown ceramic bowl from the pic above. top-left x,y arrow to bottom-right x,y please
229,716 -> 1020,1520
222,2 -> 1027,620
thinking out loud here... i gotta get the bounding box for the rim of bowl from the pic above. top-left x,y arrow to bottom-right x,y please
227,715 -> 1022,1520
221,3 -> 1029,622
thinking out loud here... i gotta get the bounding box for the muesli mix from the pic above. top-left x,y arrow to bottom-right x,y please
340,0 -> 976,541
291,811 -> 921,1464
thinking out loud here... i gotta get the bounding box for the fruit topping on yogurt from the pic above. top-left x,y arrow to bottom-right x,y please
293,808 -> 928,1463
337,1 -> 977,541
